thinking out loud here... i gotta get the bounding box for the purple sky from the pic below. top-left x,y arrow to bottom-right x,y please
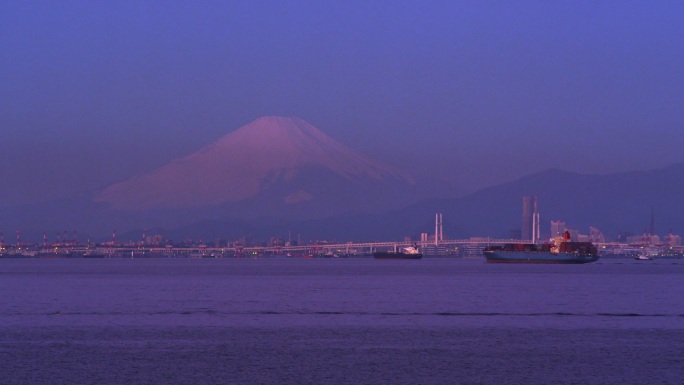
2,1 -> 684,206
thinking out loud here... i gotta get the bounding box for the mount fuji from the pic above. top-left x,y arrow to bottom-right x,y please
94,116 -> 440,221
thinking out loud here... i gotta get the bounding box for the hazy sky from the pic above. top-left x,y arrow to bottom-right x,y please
2,1 -> 684,206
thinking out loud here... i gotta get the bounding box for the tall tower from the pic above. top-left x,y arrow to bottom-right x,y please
434,213 -> 443,246
522,196 -> 539,242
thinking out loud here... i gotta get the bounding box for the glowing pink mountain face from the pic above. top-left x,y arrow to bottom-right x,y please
95,116 -> 414,210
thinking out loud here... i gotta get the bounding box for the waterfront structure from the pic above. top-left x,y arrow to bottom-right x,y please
664,232 -> 682,246
589,226 -> 605,243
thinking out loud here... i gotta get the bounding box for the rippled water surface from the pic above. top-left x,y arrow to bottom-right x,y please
1,258 -> 683,384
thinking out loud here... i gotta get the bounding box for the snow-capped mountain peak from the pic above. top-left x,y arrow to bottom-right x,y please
95,116 -> 414,210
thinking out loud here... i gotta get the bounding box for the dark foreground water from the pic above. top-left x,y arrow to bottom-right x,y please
1,258 -> 683,384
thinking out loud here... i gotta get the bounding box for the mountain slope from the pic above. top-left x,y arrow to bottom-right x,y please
91,116 -> 445,223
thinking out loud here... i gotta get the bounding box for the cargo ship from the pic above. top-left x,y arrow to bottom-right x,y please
374,245 -> 423,260
483,232 -> 599,264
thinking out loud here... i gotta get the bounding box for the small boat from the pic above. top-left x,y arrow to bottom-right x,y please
634,254 -> 654,261
373,245 -> 423,260
82,251 -> 106,258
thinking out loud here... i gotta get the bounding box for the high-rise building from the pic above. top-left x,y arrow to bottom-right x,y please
589,227 -> 605,243
521,196 -> 539,242
550,220 -> 566,238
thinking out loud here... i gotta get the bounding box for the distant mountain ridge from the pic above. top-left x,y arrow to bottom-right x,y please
2,162 -> 683,243
373,163 -> 684,241
3,115 -> 682,242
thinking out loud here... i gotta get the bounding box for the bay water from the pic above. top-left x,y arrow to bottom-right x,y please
1,258 -> 682,384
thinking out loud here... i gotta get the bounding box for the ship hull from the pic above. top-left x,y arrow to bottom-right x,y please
373,252 -> 422,260
484,251 -> 599,264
